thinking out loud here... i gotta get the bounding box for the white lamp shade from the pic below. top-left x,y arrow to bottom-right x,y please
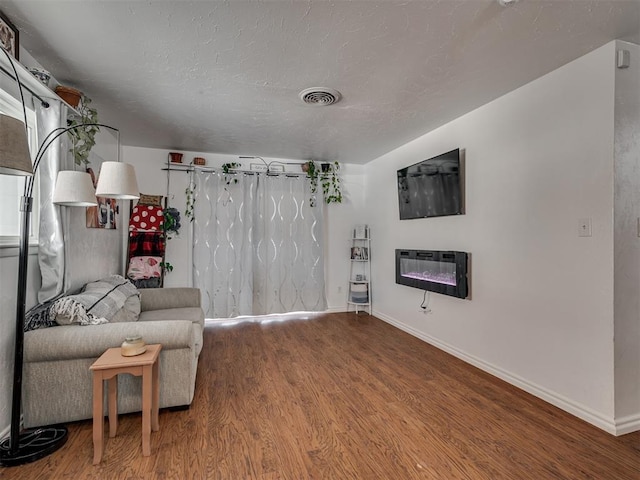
95,162 -> 140,199
53,171 -> 98,206
0,114 -> 33,176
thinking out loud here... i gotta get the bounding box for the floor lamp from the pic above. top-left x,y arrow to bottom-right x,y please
0,52 -> 139,467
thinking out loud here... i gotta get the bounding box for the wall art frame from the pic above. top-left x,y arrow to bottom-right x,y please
0,11 -> 19,60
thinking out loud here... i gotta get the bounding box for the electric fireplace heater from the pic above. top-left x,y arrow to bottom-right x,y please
396,249 -> 468,299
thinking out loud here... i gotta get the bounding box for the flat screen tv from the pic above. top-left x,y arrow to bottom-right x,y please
397,148 -> 463,220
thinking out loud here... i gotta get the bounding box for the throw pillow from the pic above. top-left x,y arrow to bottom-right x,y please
111,294 -> 142,323
52,275 -> 138,326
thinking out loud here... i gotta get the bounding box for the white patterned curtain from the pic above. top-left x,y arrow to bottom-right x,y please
192,170 -> 326,318
35,99 -> 69,302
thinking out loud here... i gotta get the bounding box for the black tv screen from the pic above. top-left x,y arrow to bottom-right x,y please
397,148 -> 463,220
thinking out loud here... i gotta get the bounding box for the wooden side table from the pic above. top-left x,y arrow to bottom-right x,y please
89,343 -> 162,465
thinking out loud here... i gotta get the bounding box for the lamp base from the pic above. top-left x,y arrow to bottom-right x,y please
0,426 -> 68,467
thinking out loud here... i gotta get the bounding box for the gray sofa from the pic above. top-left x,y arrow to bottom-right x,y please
22,287 -> 204,428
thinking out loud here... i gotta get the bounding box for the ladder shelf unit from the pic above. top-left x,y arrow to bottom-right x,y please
347,225 -> 371,314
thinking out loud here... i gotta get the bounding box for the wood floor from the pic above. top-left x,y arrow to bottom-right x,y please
2,313 -> 639,479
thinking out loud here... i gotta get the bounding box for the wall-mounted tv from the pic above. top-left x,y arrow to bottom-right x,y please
397,148 -> 463,220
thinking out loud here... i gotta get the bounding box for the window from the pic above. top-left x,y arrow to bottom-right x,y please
0,90 -> 38,246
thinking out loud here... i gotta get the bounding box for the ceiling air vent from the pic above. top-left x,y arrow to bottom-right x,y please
299,87 -> 342,106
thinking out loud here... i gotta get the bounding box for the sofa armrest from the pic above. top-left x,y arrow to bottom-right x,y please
140,288 -> 201,312
24,320 -> 194,363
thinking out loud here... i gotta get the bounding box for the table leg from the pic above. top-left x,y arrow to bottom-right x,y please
141,364 -> 152,456
108,375 -> 118,438
151,359 -> 160,431
92,372 -> 104,465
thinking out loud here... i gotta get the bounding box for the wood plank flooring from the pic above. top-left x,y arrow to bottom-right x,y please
2,312 -> 639,479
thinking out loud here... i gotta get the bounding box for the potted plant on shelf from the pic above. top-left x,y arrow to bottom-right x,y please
303,160 -> 342,206
302,161 -> 319,206
320,161 -> 342,204
55,85 -> 83,108
67,95 -> 99,166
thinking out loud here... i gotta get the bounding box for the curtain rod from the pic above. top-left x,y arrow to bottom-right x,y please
161,165 -> 306,177
0,64 -> 50,107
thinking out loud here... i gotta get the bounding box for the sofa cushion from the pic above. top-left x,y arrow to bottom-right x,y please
24,320 -> 196,362
138,307 -> 204,328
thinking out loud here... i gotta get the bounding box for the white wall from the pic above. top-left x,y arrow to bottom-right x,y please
123,147 -> 366,307
365,42 -> 623,432
325,163 -> 367,311
613,41 -> 640,430
64,129 -> 124,292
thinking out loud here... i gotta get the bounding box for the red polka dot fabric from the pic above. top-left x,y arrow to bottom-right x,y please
129,205 -> 164,232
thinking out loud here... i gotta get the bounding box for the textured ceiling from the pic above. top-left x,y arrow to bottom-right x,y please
0,0 -> 638,164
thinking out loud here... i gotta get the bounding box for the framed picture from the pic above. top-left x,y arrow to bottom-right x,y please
86,165 -> 118,229
0,11 -> 18,60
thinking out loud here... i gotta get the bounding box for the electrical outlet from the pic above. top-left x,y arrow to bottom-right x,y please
578,218 -> 592,237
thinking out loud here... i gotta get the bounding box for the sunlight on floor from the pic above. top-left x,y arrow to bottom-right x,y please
205,311 -> 326,328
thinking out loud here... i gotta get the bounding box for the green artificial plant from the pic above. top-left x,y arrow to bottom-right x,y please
162,207 -> 181,239
67,95 -> 99,166
321,161 -> 342,204
221,162 -> 241,185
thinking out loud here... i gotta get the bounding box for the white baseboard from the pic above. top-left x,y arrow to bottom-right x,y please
325,306 -> 347,313
373,309 -> 637,436
614,413 -> 640,435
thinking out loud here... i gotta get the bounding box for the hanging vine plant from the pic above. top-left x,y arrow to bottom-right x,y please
185,171 -> 196,221
303,160 -> 342,206
67,95 -> 99,166
321,161 -> 342,204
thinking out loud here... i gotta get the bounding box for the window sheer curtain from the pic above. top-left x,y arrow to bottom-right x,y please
192,170 -> 326,318
35,99 -> 68,302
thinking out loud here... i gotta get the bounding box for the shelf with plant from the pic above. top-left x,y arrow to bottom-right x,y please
221,162 -> 241,186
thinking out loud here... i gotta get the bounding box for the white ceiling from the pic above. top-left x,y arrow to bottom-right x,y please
1,0 -> 638,164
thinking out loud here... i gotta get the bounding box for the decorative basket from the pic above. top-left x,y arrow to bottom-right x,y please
55,85 -> 82,108
169,152 -> 183,163
193,157 -> 206,166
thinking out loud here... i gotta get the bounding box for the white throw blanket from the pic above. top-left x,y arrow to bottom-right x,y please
51,275 -> 138,326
